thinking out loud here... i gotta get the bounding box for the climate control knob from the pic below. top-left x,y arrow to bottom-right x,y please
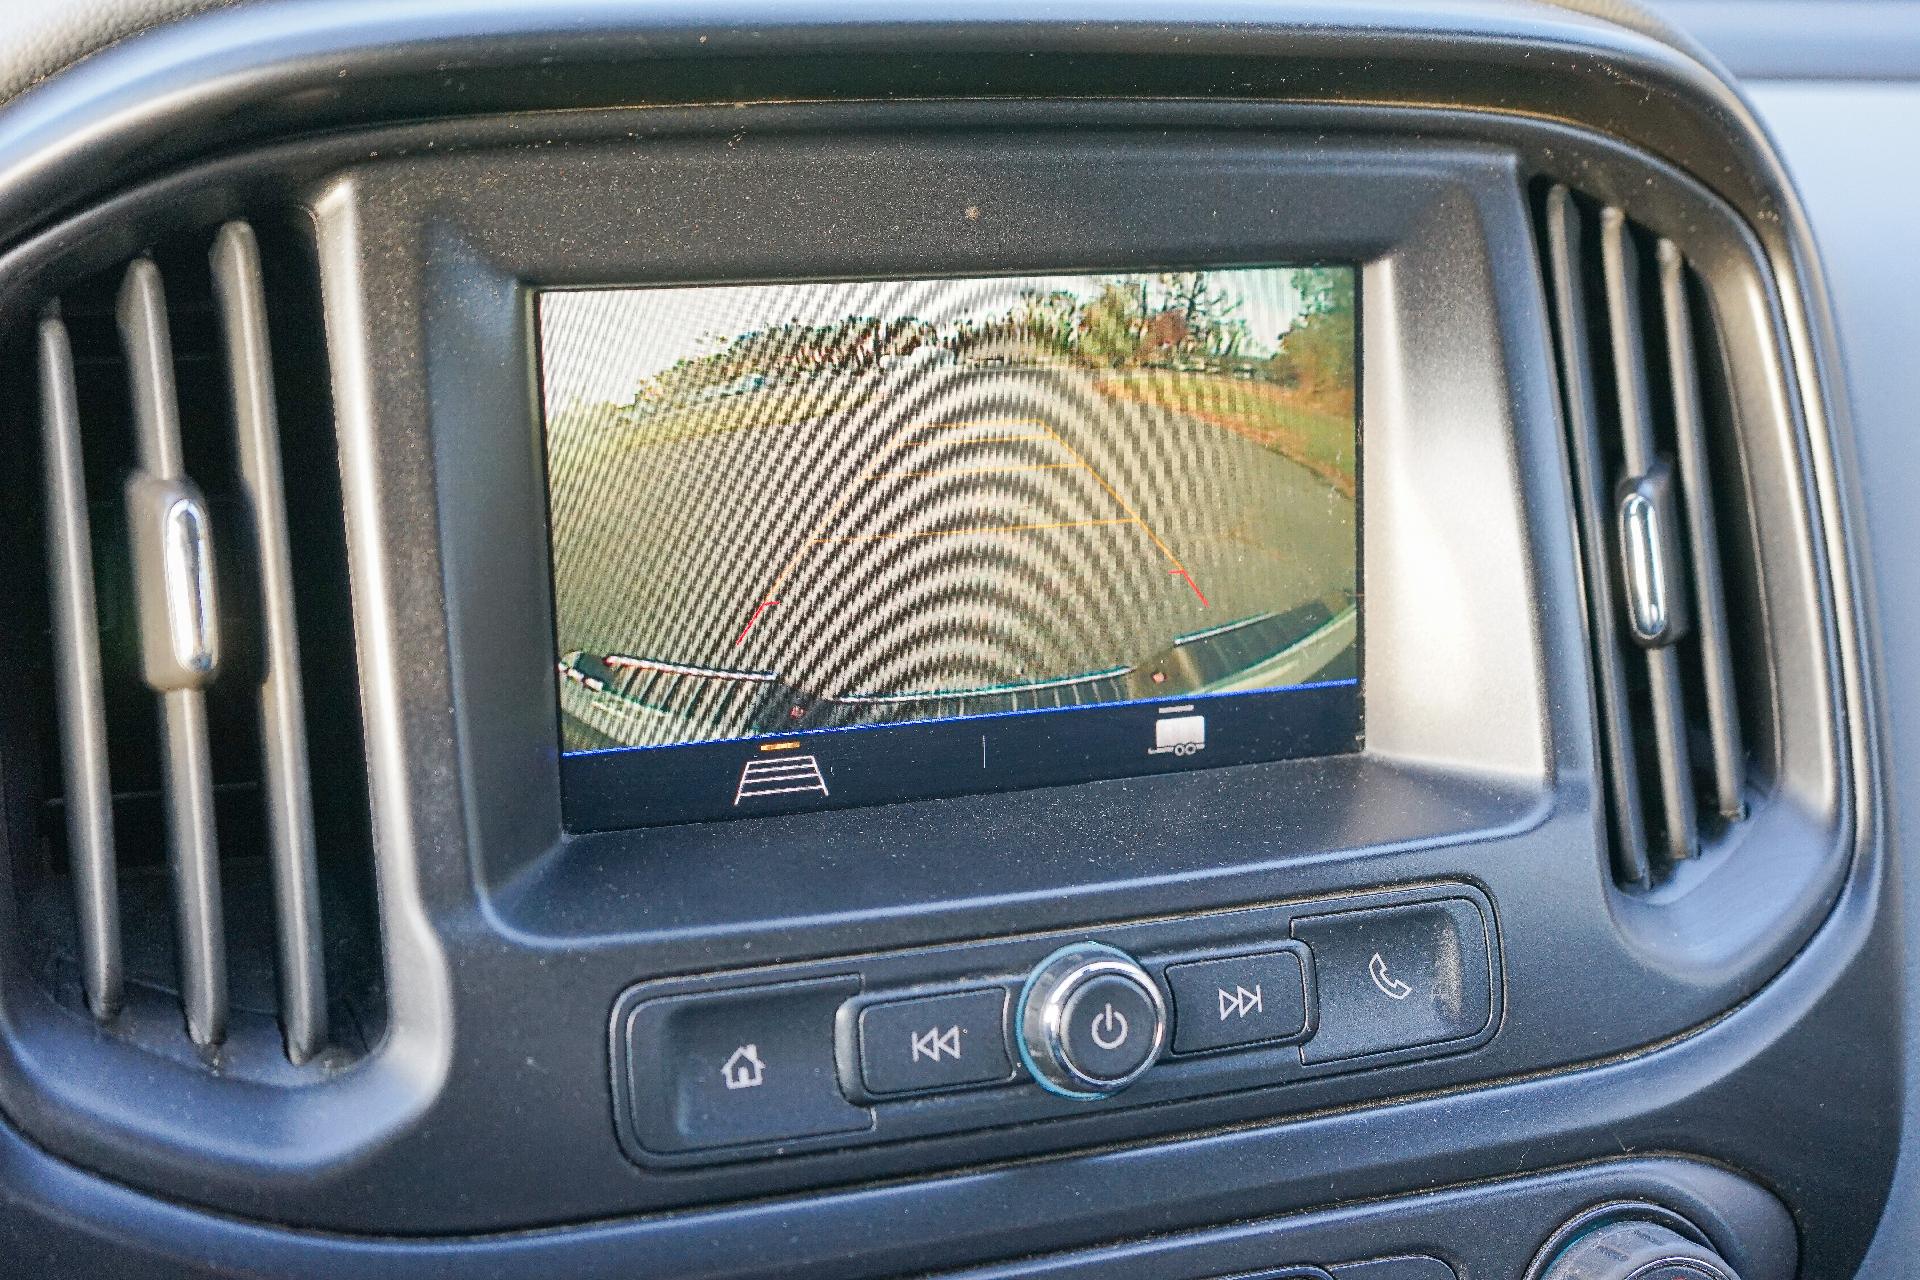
1018,943 -> 1167,1098
1539,1221 -> 1742,1280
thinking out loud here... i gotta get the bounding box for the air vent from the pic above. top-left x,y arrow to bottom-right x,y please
1538,185 -> 1757,889
14,220 -> 382,1073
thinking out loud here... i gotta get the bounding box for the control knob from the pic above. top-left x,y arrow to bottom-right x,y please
1017,943 -> 1167,1099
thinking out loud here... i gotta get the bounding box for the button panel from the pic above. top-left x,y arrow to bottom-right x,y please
610,884 -> 1499,1168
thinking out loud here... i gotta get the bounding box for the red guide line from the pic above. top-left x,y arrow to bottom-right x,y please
1171,568 -> 1209,608
734,599 -> 777,646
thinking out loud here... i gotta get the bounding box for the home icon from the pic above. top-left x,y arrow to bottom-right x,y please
720,1044 -> 766,1091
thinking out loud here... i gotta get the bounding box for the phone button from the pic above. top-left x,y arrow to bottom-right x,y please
1292,899 -> 1494,1064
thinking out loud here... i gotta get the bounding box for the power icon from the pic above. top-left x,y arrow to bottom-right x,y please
1058,974 -> 1159,1087
1089,1002 -> 1130,1050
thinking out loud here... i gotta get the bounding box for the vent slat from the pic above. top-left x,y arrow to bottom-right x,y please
117,259 -> 230,1048
35,311 -> 125,1018
1599,207 -> 1700,865
212,223 -> 328,1064
1545,187 -> 1653,888
1600,209 -> 1661,474
1658,239 -> 1748,823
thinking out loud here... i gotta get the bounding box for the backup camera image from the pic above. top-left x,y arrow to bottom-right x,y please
539,266 -> 1358,775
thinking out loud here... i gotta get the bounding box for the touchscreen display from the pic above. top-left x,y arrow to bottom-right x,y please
540,267 -> 1360,829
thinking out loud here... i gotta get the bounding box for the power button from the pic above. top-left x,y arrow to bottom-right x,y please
1018,944 -> 1167,1098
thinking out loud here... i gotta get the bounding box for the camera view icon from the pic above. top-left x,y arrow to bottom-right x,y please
734,752 -> 830,804
1149,707 -> 1207,757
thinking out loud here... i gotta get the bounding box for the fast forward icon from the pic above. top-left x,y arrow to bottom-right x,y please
1217,984 -> 1263,1021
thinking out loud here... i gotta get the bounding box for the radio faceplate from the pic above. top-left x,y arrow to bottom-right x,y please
345,106 -> 1846,1218
0,0 -> 1886,1267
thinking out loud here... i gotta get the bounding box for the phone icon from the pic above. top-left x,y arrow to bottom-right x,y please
1368,951 -> 1414,1001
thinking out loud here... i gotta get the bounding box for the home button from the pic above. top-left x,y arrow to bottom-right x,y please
623,977 -> 873,1153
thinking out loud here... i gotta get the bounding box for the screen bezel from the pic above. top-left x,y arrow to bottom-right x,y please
531,265 -> 1366,830
411,117 -> 1560,922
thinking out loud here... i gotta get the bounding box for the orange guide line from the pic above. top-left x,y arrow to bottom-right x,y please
1037,425 -> 1189,572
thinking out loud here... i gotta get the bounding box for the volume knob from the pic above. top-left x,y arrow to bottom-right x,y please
1017,943 -> 1167,1099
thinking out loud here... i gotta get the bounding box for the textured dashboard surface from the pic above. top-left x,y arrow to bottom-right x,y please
0,0 -> 1714,109
4,2 -> 1913,114
1747,79 -> 1920,1280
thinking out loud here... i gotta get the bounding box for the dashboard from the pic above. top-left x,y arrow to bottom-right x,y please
0,2 -> 1912,1278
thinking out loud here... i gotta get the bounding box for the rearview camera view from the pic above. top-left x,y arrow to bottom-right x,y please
540,266 -> 1359,828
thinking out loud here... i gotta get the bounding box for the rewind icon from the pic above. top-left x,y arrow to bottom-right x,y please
911,1024 -> 965,1062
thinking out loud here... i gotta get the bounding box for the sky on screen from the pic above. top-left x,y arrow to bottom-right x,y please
541,268 -> 1316,406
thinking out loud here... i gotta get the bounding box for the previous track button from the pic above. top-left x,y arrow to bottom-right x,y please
856,988 -> 1014,1096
